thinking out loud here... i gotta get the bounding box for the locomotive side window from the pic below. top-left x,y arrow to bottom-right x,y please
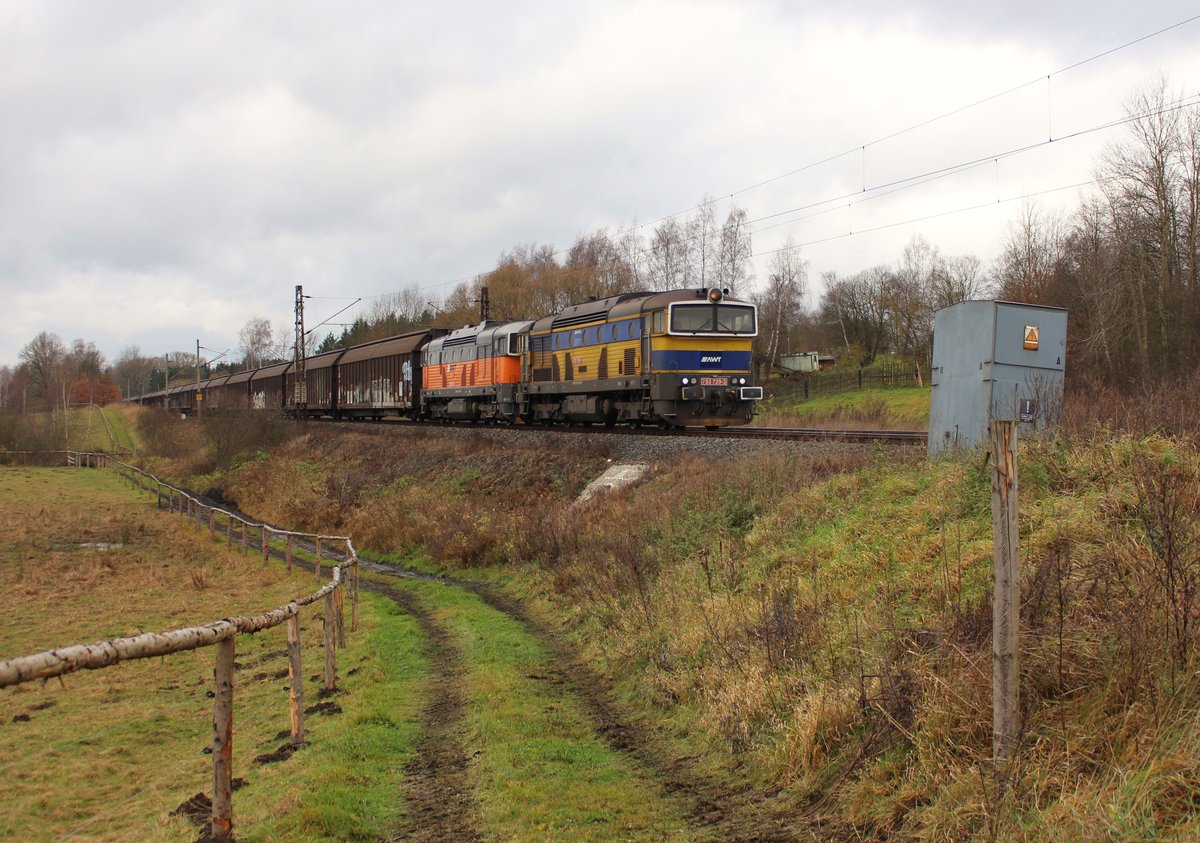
652,310 -> 665,334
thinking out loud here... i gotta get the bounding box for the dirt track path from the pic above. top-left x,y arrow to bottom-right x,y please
263,530 -> 817,841
469,585 -> 813,843
361,558 -> 818,843
367,581 -> 480,843
253,535 -> 481,841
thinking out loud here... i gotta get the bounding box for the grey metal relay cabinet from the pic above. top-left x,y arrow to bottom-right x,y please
928,300 -> 1067,457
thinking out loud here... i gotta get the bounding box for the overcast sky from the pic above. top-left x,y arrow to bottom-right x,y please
2,1 -> 1198,368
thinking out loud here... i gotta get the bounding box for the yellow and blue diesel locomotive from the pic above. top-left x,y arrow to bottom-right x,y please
522,287 -> 761,427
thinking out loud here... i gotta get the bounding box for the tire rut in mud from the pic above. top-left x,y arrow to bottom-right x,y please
357,553 -> 820,842
466,584 -> 814,843
249,531 -> 479,843
205,499 -> 808,841
360,580 -> 481,843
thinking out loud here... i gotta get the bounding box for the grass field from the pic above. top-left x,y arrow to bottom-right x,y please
397,575 -> 699,841
754,384 -> 930,429
0,466 -> 423,842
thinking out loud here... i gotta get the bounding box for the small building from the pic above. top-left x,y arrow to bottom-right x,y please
779,352 -> 820,373
928,300 -> 1067,457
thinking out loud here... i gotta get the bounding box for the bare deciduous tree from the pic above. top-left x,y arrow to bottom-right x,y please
754,237 -> 807,378
718,206 -> 752,296
997,200 -> 1065,304
239,317 -> 273,370
819,267 -> 892,366
19,331 -> 66,397
685,197 -> 718,288
648,218 -> 688,290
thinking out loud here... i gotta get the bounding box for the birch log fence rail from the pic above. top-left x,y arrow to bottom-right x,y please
0,450 -> 361,840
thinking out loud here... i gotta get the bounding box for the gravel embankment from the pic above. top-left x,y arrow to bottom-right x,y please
333,421 -> 886,465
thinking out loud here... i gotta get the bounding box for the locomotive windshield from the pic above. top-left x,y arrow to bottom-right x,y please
669,303 -> 756,336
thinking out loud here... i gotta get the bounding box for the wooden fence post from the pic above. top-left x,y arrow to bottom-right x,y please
261,527 -> 269,564
351,560 -> 359,633
212,636 -> 236,840
336,584 -> 346,649
287,613 -> 305,746
209,507 -> 216,533
323,592 -> 336,690
241,522 -> 248,556
286,535 -> 293,571
226,514 -> 233,548
990,419 -> 1020,777
314,538 -> 322,580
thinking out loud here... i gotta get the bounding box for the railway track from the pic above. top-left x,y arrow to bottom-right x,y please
602,423 -> 926,444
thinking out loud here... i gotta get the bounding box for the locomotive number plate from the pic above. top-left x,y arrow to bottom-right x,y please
700,377 -> 728,386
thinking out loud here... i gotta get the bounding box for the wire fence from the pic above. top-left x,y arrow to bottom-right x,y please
769,358 -> 932,402
0,451 -> 361,841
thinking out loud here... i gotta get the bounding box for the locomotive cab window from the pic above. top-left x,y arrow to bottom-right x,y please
652,310 -> 665,334
669,303 -> 757,336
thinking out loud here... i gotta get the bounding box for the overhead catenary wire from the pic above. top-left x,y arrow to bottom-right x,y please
323,14 -> 1200,318
745,91 -> 1200,240
642,12 -> 1200,224
753,176 -> 1118,261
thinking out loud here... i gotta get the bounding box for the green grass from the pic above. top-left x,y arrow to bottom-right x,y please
238,592 -> 427,842
755,385 -> 930,429
98,406 -> 141,452
0,466 -> 426,842
394,575 -> 699,841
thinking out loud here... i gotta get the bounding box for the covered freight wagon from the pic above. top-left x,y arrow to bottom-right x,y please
336,329 -> 440,419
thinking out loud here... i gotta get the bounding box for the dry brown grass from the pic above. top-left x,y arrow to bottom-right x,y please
0,466 -> 341,841
515,430 -> 1200,839
128,394 -> 1200,839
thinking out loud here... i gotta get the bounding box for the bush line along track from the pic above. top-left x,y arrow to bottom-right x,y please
309,417 -> 927,445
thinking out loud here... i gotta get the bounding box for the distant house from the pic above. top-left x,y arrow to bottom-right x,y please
779,352 -> 820,373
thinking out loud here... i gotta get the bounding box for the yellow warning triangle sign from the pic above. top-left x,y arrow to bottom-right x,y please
1023,325 -> 1039,350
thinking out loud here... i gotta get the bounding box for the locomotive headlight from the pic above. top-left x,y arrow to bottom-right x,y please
681,377 -> 690,385
739,377 -> 746,385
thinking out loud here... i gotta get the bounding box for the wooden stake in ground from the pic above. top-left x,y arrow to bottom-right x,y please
212,636 -> 235,840
286,613 -> 305,746
336,584 -> 346,649
323,591 -> 336,690
990,419 -> 1019,775
351,560 -> 359,633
